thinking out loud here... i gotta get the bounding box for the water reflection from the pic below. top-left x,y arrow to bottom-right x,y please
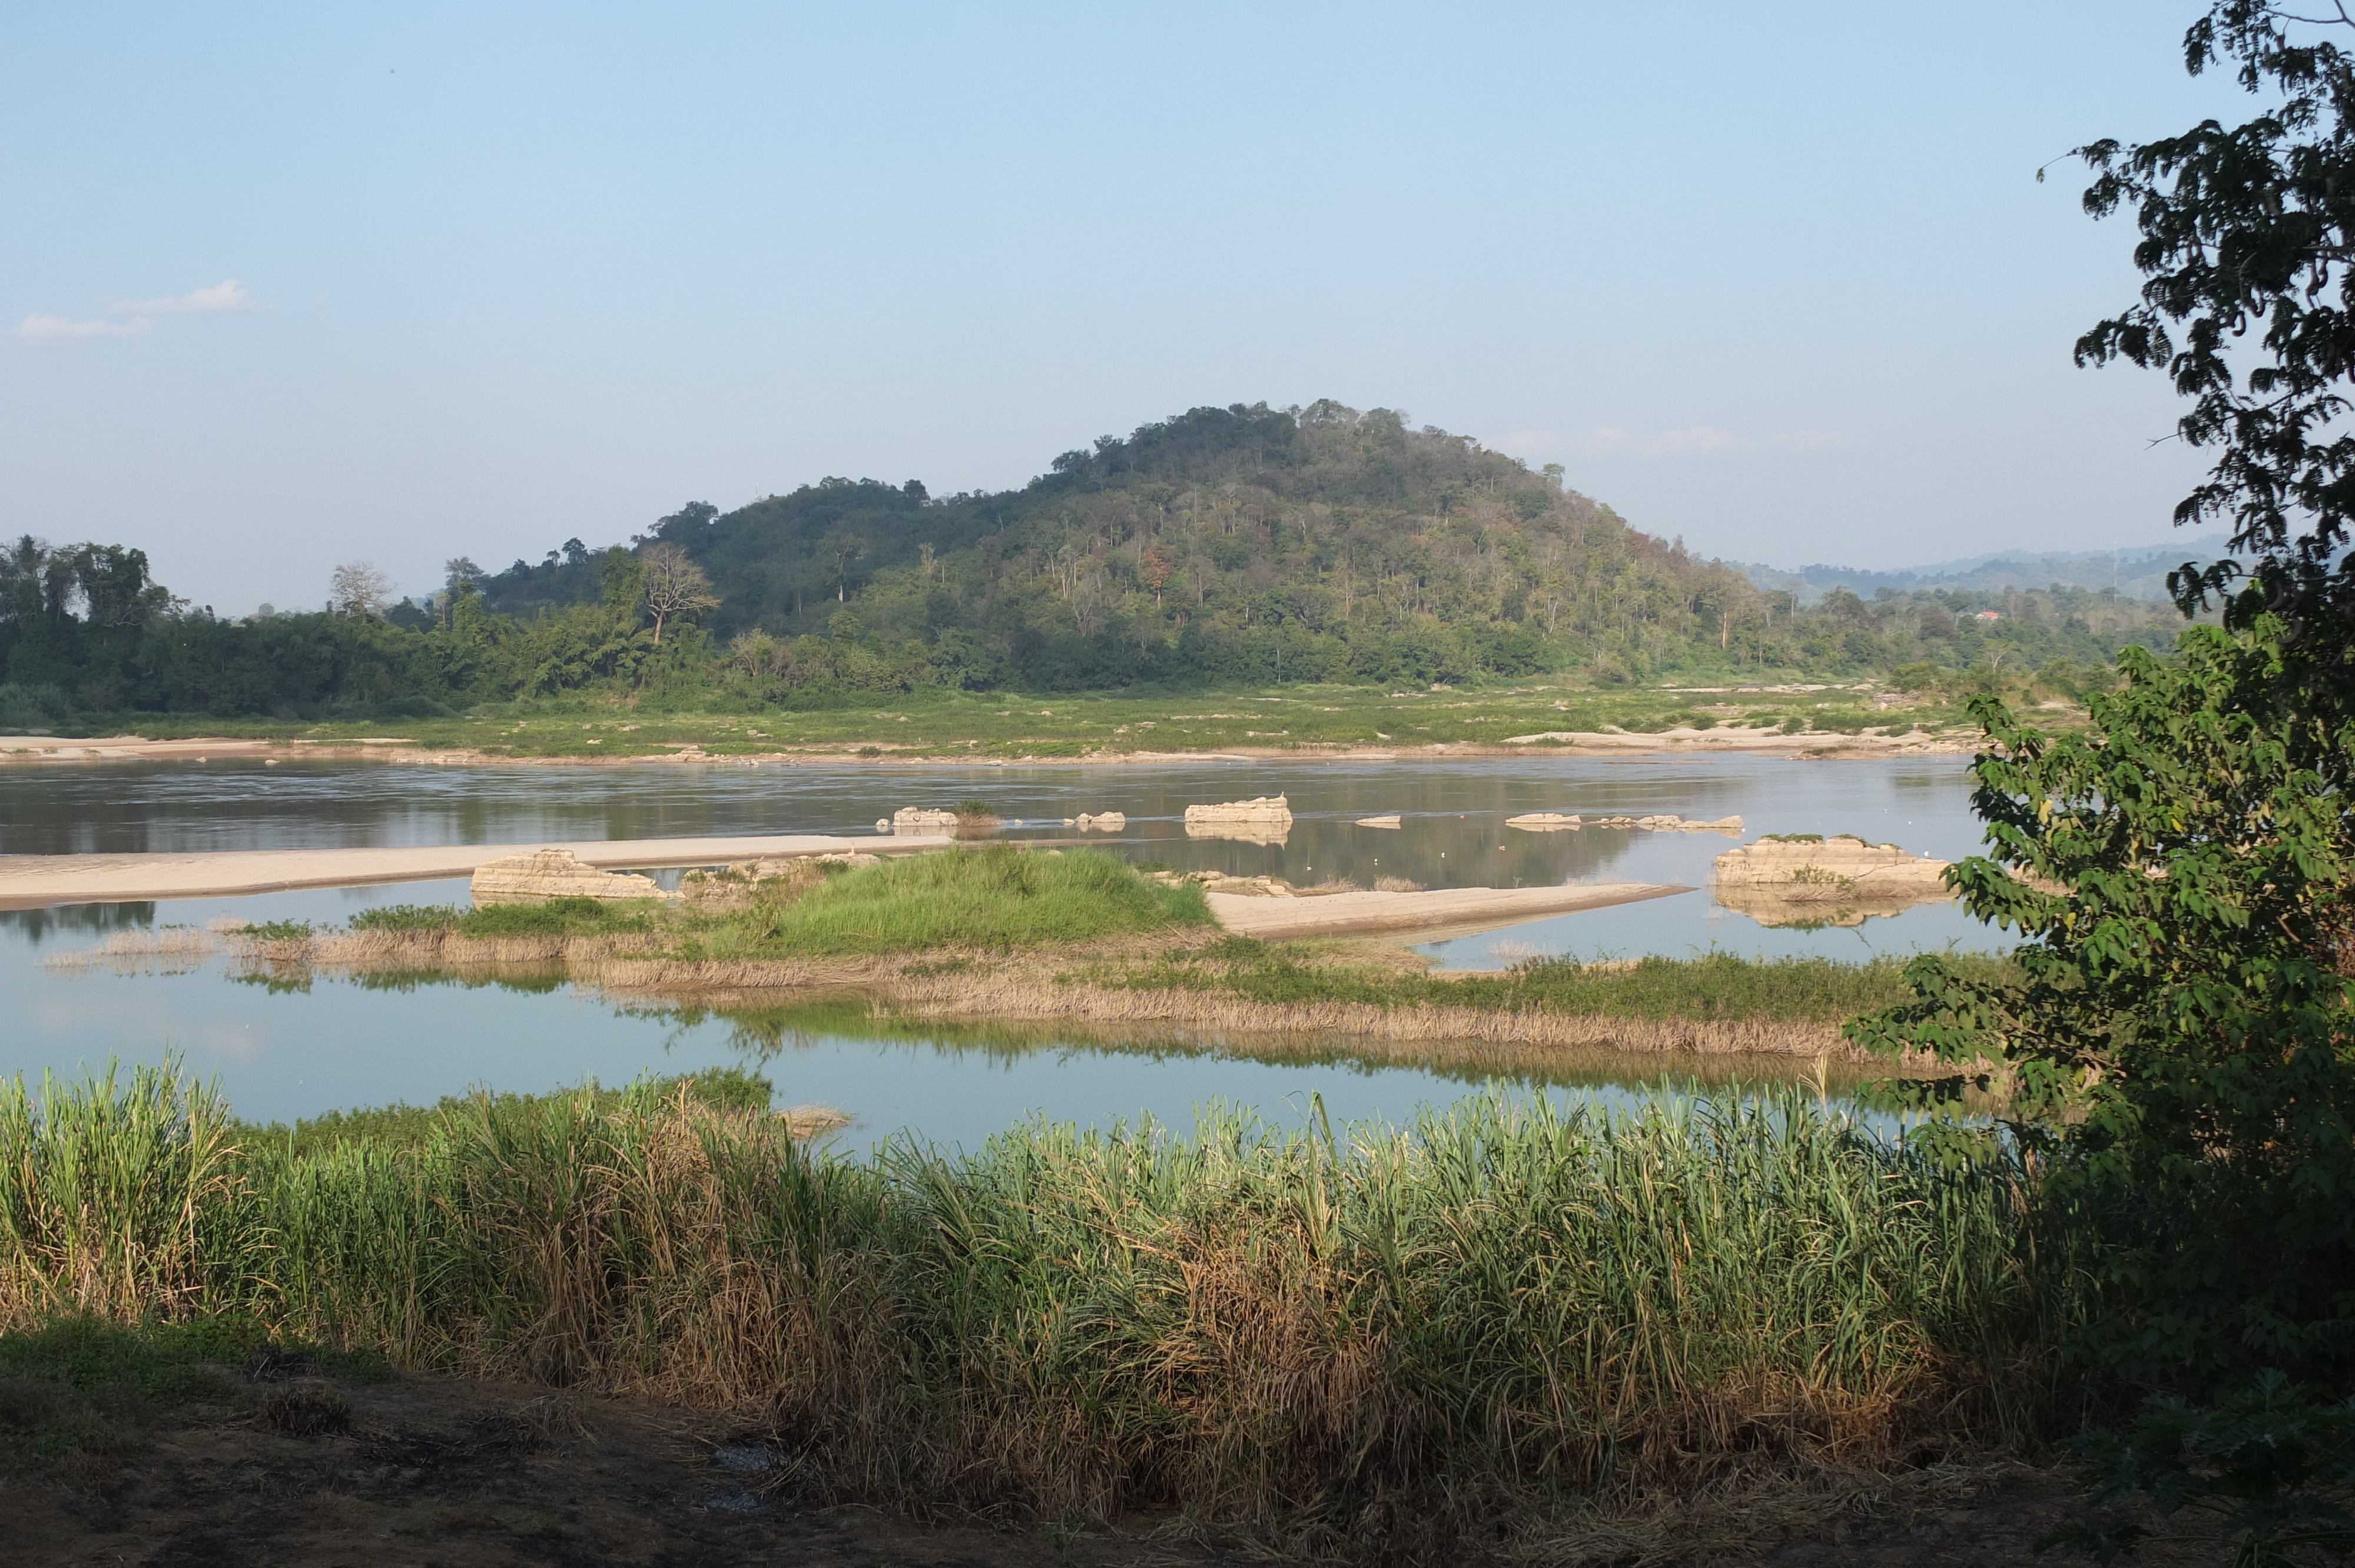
0,902 -> 157,944
1,756 -> 2002,1146
2,754 -> 1999,966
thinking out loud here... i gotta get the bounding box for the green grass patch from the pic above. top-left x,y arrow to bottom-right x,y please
706,845 -> 1210,956
92,680 -> 1999,759
349,897 -> 665,938
1113,944 -> 2016,1022
244,1065 -> 774,1158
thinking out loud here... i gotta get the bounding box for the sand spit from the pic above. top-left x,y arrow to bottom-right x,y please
0,832 -> 953,909
1206,881 -> 1690,940
0,729 -> 1980,770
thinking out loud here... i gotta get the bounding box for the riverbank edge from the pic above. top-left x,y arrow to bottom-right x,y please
193,927 -> 1935,1064
0,729 -> 1982,769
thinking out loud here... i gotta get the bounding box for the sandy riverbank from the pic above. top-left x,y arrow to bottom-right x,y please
0,833 -> 953,909
1205,881 -> 1690,940
0,729 -> 1976,768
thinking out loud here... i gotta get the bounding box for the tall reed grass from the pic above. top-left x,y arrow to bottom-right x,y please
0,1062 -> 2083,1553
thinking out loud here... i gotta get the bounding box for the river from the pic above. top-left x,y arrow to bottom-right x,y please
1,753 -> 1998,1148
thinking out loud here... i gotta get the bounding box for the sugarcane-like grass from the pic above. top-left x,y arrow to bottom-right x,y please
0,1061 -> 2081,1553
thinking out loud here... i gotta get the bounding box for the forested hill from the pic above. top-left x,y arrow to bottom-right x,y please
473,400 -> 2181,695
2,401 -> 2191,723
477,399 -> 1730,689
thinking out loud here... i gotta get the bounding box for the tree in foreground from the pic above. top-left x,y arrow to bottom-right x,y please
1865,5 -> 2355,1556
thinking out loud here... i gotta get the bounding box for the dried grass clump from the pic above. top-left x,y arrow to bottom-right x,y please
40,926 -> 223,975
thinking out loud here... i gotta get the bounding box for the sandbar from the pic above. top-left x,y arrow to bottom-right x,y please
0,834 -> 950,909
1205,882 -> 1691,941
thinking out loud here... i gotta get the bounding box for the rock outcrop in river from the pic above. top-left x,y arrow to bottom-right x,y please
1711,835 -> 1952,927
471,849 -> 679,905
1184,795 -> 1291,845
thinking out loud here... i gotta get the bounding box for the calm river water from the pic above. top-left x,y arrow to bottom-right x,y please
2,755 -> 1997,1148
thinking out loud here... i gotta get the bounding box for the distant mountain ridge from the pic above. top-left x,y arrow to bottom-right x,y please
1728,542 -> 2236,606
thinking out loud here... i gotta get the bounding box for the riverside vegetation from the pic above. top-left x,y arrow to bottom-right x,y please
0,1061 -> 2079,1560
132,845 -> 1977,1061
1,398 -> 2188,736
13,5 -> 2355,1556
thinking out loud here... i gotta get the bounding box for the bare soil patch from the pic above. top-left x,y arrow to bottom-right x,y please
4,1367 -> 2217,1567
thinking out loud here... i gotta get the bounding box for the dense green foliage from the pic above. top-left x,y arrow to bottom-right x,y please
2,402 -> 2187,723
1853,624 -> 2354,1386
0,1063 -> 2072,1546
2072,2 -> 2355,653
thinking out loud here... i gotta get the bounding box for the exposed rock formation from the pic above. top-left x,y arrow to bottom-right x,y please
1509,812 -> 1742,833
890,807 -> 961,832
1073,812 -> 1127,830
1183,795 -> 1291,845
1714,835 -> 1951,891
1356,814 -> 1402,829
471,849 -> 679,905
1711,835 -> 1953,926
1185,795 -> 1292,824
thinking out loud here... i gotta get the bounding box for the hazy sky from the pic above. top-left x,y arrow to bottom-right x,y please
2,3 -> 2257,613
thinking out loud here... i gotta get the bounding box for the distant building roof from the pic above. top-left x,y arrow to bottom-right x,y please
1973,610 -> 2002,620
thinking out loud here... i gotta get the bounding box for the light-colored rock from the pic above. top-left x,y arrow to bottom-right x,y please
1183,795 -> 1291,845
1074,811 -> 1126,830
1506,812 -> 1582,832
1184,795 -> 1292,824
891,806 -> 961,831
1714,834 -> 1951,893
472,848 -> 678,905
875,818 -> 891,832
1571,813 -> 1745,834
1184,820 -> 1289,846
1356,814 -> 1402,829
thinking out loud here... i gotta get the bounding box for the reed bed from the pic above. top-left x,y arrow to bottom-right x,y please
882,969 -> 1865,1057
39,926 -> 224,975
0,1061 -> 2082,1557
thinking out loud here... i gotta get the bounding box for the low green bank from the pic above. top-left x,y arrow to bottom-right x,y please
325,846 -> 1213,957
697,843 -> 1212,955
0,1061 -> 2083,1553
1105,940 -> 2018,1021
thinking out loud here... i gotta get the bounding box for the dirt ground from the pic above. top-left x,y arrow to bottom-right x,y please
2,1368 -> 2215,1568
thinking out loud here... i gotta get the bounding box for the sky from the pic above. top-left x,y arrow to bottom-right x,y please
0,2 -> 2264,614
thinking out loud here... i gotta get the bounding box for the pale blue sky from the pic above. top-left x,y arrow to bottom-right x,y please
1,2 -> 2252,613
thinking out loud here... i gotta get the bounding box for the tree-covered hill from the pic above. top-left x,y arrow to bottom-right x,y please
476,400 -> 2195,697
2,400 -> 2192,724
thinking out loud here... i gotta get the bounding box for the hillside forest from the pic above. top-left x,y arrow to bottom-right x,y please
0,401 -> 2193,726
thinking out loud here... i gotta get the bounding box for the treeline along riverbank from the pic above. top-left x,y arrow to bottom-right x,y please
1,401 -> 2188,729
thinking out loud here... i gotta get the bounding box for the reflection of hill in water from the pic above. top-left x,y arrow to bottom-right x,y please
636,991 -> 1903,1101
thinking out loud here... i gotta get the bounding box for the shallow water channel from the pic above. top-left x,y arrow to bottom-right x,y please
2,755 -> 2001,1149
